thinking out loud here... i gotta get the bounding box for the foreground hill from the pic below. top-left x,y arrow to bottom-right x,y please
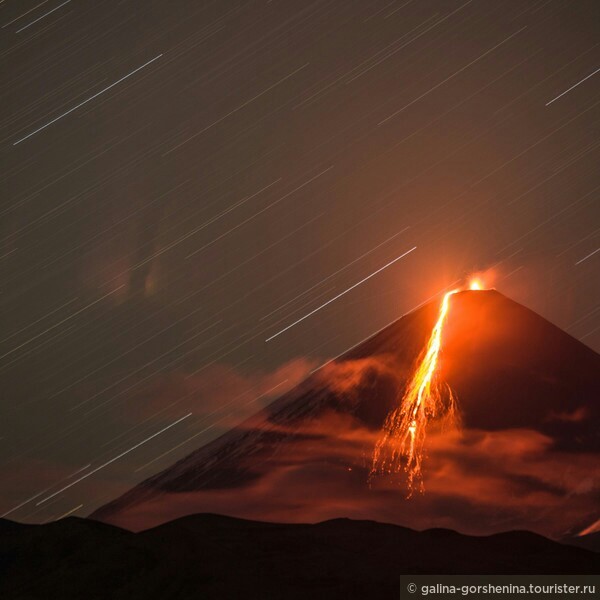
1,514 -> 598,600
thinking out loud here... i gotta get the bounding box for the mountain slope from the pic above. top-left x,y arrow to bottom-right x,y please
563,531 -> 600,553
92,290 -> 600,536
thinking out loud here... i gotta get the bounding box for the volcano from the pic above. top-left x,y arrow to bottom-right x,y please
92,290 -> 600,538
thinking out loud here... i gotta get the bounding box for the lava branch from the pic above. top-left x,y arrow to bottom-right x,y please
370,289 -> 461,494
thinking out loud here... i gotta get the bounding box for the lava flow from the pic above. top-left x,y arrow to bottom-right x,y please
370,286 -> 472,493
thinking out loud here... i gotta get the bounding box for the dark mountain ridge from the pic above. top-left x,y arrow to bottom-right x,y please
1,513 -> 599,600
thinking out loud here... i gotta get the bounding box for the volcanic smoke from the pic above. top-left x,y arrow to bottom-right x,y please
370,284 -> 480,493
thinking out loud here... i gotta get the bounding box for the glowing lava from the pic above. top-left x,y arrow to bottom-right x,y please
469,279 -> 483,290
370,289 -> 462,493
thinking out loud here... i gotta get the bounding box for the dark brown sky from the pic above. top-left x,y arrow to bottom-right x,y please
0,0 -> 598,522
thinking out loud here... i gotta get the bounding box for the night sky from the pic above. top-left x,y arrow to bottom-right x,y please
1,0 -> 599,523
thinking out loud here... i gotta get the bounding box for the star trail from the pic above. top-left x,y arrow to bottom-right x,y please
0,0 -> 598,524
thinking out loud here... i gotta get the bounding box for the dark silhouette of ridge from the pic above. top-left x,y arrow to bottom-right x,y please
1,513 -> 598,600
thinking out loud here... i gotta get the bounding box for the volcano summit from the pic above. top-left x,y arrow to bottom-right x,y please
92,290 -> 600,539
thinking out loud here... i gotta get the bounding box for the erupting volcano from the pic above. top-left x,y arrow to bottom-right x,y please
371,280 -> 487,492
370,288 -> 461,492
91,289 -> 600,540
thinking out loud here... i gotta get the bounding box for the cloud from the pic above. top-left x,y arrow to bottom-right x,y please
316,357 -> 394,396
101,405 -> 600,537
124,357 -> 318,425
93,353 -> 599,539
545,407 -> 589,423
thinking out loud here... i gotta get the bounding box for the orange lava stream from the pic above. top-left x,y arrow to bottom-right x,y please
370,289 -> 460,493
